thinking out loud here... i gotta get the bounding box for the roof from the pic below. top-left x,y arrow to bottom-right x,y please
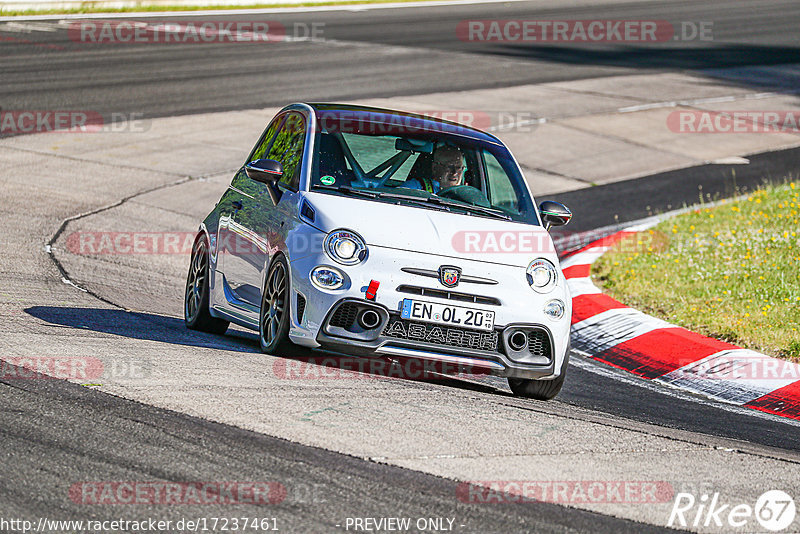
304,103 -> 503,146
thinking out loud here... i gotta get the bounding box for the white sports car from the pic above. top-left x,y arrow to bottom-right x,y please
185,103 -> 573,399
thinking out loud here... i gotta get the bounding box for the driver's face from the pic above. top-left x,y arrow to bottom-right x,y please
433,152 -> 465,189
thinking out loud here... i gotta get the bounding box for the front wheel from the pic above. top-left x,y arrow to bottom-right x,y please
185,237 -> 229,335
259,255 -> 293,354
508,342 -> 570,400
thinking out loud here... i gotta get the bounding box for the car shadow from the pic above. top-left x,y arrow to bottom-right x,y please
25,305 -> 261,353
23,306 -> 505,395
487,44 -> 800,79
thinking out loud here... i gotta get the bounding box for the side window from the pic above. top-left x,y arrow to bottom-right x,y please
267,113 -> 306,191
250,116 -> 285,162
484,150 -> 519,212
233,115 -> 285,190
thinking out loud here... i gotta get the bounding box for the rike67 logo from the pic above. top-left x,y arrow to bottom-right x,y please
668,490 -> 796,531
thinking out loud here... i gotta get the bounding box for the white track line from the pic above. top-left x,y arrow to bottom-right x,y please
0,0 -> 535,22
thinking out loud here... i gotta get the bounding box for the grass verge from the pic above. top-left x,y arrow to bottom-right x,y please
592,181 -> 800,361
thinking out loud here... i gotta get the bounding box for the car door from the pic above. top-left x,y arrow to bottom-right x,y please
225,111 -> 307,309
219,113 -> 285,309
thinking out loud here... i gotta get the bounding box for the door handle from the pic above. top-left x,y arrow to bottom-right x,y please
232,200 -> 243,210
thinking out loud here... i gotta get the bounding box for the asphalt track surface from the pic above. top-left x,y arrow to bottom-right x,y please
0,0 -> 799,120
1,358 -> 673,533
2,0 -> 800,532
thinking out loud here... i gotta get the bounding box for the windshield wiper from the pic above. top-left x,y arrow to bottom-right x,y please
375,192 -> 511,219
311,184 -> 380,199
402,194 -> 511,220
311,185 -> 449,212
434,200 -> 512,220
312,186 -> 507,218
374,192 -> 453,212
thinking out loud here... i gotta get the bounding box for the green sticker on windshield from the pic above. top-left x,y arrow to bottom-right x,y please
320,175 -> 335,186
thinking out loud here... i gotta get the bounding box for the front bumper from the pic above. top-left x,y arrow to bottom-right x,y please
316,299 -> 559,379
286,245 -> 571,380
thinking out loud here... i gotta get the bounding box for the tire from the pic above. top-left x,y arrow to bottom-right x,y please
259,254 -> 293,354
185,236 -> 229,335
508,341 -> 570,400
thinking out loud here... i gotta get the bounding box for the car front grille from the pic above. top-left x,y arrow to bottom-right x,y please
382,316 -> 499,353
296,293 -> 306,323
396,285 -> 501,306
527,329 -> 551,358
329,301 -> 359,328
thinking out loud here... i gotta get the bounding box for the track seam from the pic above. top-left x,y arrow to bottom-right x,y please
45,166 -> 239,309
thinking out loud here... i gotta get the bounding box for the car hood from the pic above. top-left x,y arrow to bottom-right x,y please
302,191 -> 558,268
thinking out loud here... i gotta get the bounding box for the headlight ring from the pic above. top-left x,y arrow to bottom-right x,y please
526,258 -> 558,293
324,229 -> 367,265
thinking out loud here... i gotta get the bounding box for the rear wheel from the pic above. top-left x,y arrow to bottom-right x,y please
185,237 -> 229,335
259,255 -> 293,354
508,342 -> 570,400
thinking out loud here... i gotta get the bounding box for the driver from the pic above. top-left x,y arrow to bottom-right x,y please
404,146 -> 465,194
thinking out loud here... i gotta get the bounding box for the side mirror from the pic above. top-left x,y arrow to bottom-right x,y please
245,158 -> 283,183
539,201 -> 572,230
245,159 -> 284,205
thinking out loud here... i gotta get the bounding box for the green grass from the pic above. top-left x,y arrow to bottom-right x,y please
0,0 -> 432,16
592,181 -> 800,361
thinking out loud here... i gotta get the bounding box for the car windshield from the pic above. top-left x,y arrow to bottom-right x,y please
309,127 -> 539,225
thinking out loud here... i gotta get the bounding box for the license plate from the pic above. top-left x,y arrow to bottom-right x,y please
401,299 -> 495,332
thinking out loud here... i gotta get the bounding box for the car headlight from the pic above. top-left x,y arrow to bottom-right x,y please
544,299 -> 565,320
324,229 -> 367,265
526,258 -> 558,293
311,266 -> 344,289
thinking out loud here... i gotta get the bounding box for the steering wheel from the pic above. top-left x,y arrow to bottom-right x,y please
437,185 -> 491,207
